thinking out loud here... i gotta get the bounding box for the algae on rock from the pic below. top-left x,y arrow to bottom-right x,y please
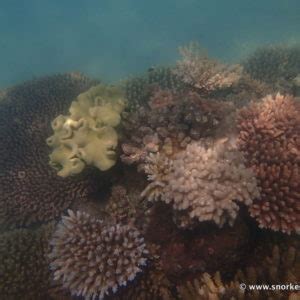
47,84 -> 126,177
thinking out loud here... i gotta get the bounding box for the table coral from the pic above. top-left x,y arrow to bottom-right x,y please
49,210 -> 148,300
0,73 -> 103,228
47,84 -> 126,177
238,93 -> 300,234
142,138 -> 259,228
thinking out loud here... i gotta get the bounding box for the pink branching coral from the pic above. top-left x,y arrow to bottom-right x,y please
49,210 -> 148,300
238,93 -> 300,234
142,138 -> 259,228
173,42 -> 242,93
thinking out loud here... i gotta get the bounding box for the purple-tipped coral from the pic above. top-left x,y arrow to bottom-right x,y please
238,93 -> 300,234
49,210 -> 148,300
142,138 -> 259,228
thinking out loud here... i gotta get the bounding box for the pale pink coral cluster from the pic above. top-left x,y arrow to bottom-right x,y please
142,138 -> 260,228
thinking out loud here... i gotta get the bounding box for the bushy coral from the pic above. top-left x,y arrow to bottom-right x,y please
49,210 -> 148,300
243,44 -> 300,93
121,90 -> 235,170
0,224 -> 55,300
124,66 -> 185,110
238,93 -> 300,234
142,138 -> 259,228
0,73 -> 102,228
47,84 -> 126,177
173,42 -> 242,94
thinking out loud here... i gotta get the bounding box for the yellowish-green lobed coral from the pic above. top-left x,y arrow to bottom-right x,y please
47,84 -> 126,177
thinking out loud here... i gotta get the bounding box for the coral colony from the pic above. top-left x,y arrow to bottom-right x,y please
0,43 -> 299,299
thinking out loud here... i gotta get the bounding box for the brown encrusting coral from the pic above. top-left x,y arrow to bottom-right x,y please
142,138 -> 260,228
238,93 -> 300,234
0,224 -> 55,300
0,73 -> 103,228
49,210 -> 148,300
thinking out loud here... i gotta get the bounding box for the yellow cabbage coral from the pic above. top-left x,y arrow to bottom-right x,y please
47,84 -> 126,177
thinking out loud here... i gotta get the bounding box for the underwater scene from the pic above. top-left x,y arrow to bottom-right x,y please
0,1 -> 299,300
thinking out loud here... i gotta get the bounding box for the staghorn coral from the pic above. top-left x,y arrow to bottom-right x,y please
49,210 -> 148,300
177,245 -> 299,300
173,42 -> 242,94
142,138 -> 259,228
47,84 -> 126,177
121,90 -> 235,170
238,93 -> 300,234
0,224 -> 55,300
0,73 -> 103,228
243,44 -> 300,93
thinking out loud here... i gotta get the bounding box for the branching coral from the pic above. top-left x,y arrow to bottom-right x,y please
238,93 -> 300,234
47,84 -> 126,177
177,244 -> 299,300
173,42 -> 242,94
0,73 -> 103,228
142,138 -> 259,228
49,210 -> 148,300
0,224 -> 55,300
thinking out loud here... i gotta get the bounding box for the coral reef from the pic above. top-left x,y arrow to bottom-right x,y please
47,84 -> 126,177
173,42 -> 242,94
142,138 -> 259,228
0,224 -> 55,300
0,73 -> 103,228
1,42 -> 299,300
49,210 -> 148,300
243,44 -> 300,93
238,93 -> 300,234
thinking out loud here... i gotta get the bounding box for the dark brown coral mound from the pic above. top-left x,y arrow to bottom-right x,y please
238,93 -> 300,234
0,224 -> 55,300
49,210 -> 148,300
0,73 -> 103,228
